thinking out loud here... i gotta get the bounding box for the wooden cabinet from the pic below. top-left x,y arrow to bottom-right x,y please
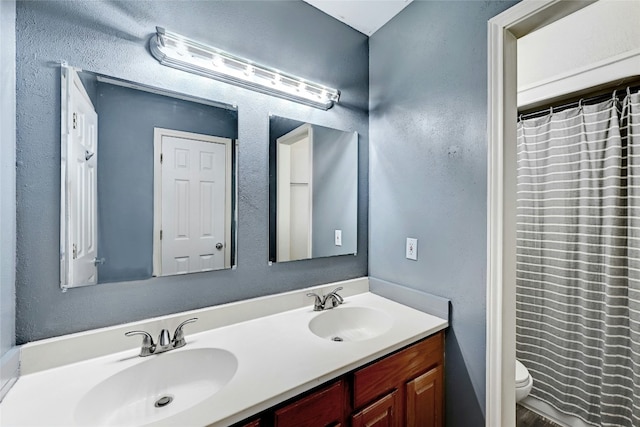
351,390 -> 398,427
406,365 -> 443,427
274,380 -> 346,427
352,331 -> 444,427
233,331 -> 444,427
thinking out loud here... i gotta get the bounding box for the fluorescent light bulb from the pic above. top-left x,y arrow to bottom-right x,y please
150,27 -> 340,110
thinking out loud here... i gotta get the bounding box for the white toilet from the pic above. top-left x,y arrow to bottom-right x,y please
515,359 -> 533,402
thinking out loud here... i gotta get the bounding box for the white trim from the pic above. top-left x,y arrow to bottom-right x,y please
224,136 -> 233,269
0,348 -> 19,402
487,15 -> 517,427
486,1 -> 595,425
60,67 -> 69,288
152,128 -> 233,276
518,47 -> 640,110
308,126 -> 314,257
152,128 -> 162,275
0,0 -> 18,400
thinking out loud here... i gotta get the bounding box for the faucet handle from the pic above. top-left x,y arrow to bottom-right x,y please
172,317 -> 198,349
324,287 -> 344,308
328,287 -> 344,300
125,330 -> 155,357
329,286 -> 344,299
307,292 -> 324,311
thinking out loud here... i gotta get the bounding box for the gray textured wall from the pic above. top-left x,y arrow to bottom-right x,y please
1,0 -> 16,358
369,1 -> 516,424
15,0 -> 368,344
312,126 -> 357,257
96,82 -> 238,284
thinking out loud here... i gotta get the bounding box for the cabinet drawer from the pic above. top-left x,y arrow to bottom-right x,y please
274,380 -> 345,427
353,332 -> 443,408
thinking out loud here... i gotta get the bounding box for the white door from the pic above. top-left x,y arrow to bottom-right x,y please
62,68 -> 98,287
153,129 -> 231,276
277,124 -> 313,262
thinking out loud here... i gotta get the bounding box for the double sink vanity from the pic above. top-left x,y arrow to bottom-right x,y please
0,278 -> 448,426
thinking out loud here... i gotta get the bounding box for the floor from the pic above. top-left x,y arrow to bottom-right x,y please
517,405 -> 563,427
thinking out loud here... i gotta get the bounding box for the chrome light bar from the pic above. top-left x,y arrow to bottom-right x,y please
149,27 -> 340,110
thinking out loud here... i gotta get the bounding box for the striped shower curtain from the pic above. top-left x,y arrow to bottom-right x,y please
516,89 -> 640,426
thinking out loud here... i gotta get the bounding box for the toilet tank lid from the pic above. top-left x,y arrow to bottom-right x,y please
515,360 -> 530,385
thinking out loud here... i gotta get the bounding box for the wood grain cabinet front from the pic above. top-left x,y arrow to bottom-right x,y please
232,331 -> 444,427
406,365 -> 443,427
351,390 -> 399,427
353,331 -> 444,427
274,380 -> 346,427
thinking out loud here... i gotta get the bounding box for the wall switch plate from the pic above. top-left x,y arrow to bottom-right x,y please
335,230 -> 342,246
406,238 -> 418,260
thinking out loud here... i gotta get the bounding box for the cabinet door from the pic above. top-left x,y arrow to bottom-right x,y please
351,390 -> 399,427
353,332 -> 442,409
274,380 -> 345,427
406,365 -> 443,427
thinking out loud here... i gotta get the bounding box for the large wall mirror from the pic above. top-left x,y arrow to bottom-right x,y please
60,66 -> 238,289
269,116 -> 357,263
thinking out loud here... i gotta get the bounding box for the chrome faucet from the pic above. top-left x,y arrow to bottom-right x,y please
125,317 -> 198,357
307,292 -> 325,311
307,287 -> 344,311
324,287 -> 344,309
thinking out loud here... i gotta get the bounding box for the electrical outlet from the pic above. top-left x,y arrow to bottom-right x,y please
406,238 -> 418,260
335,230 -> 342,246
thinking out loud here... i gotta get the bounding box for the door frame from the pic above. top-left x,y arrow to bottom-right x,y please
486,1 -> 596,425
152,127 -> 233,276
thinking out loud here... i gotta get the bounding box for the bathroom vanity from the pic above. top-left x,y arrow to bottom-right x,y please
0,278 -> 448,426
238,331 -> 443,426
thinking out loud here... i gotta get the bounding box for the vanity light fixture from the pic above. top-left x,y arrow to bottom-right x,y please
149,27 -> 340,110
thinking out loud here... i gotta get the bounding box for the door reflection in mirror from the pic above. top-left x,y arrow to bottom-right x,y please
60,66 -> 237,289
269,116 -> 357,263
61,68 -> 99,288
153,129 -> 232,276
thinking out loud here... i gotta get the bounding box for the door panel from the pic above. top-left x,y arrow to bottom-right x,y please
160,133 -> 227,275
66,69 -> 98,287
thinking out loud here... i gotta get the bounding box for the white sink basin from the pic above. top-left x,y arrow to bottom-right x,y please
308,307 -> 393,342
75,348 -> 237,426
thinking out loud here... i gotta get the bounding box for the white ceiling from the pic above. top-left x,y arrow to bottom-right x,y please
303,0 -> 414,36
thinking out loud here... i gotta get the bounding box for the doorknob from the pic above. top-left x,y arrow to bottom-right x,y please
216,243 -> 223,250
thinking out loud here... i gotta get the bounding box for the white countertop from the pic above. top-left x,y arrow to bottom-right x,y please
0,285 -> 447,426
